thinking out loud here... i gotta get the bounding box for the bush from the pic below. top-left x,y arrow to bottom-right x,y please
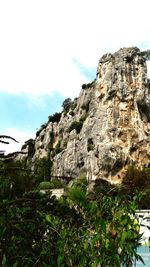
68,121 -> 83,134
39,181 -> 53,189
67,114 -> 87,134
36,123 -> 47,137
34,157 -> 53,182
48,112 -> 61,123
62,98 -> 72,114
39,179 -> 65,189
82,81 -> 94,90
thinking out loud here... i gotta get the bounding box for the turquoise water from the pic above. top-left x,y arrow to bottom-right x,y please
135,246 -> 150,266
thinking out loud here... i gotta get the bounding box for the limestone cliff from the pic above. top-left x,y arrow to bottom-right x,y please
18,47 -> 150,183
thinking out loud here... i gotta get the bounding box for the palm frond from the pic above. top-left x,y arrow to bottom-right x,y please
0,135 -> 18,144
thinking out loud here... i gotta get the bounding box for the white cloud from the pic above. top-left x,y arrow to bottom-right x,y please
0,128 -> 35,154
0,0 -> 150,99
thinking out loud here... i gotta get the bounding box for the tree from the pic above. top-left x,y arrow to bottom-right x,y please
0,159 -> 35,201
62,98 -> 72,113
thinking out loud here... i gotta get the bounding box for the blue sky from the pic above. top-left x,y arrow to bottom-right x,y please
0,92 -> 64,132
1,0 -> 150,153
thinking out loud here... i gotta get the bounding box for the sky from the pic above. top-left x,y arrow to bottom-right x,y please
1,0 -> 150,153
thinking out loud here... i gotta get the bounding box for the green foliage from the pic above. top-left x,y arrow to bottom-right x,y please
39,181 -> 53,189
36,123 -> 47,137
0,180 -> 143,267
33,157 -> 53,183
82,81 -> 94,90
0,160 -> 35,201
68,121 -> 83,134
39,179 -> 65,190
48,112 -> 62,123
68,115 -> 87,134
0,152 -> 146,267
36,112 -> 61,138
62,98 -> 72,115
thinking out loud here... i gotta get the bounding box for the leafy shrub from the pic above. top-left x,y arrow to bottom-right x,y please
0,160 -> 35,200
39,179 -> 65,189
67,115 -> 87,134
48,112 -> 61,123
36,123 -> 47,137
82,81 -> 94,89
34,157 -> 53,182
68,121 -> 83,134
39,181 -> 53,189
62,98 -> 72,114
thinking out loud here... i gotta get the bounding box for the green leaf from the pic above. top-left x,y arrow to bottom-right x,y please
2,254 -> 6,266
57,255 -> 64,267
45,214 -> 51,223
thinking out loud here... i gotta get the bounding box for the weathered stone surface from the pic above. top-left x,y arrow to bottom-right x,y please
18,47 -> 150,183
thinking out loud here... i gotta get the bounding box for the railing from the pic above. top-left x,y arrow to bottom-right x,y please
134,210 -> 150,266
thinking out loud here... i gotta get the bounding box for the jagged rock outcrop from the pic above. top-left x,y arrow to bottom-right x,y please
18,47 -> 150,183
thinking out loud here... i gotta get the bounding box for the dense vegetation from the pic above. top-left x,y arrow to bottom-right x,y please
0,139 -> 150,266
0,172 -> 144,267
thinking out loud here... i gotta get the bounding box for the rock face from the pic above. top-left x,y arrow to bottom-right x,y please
18,47 -> 150,183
